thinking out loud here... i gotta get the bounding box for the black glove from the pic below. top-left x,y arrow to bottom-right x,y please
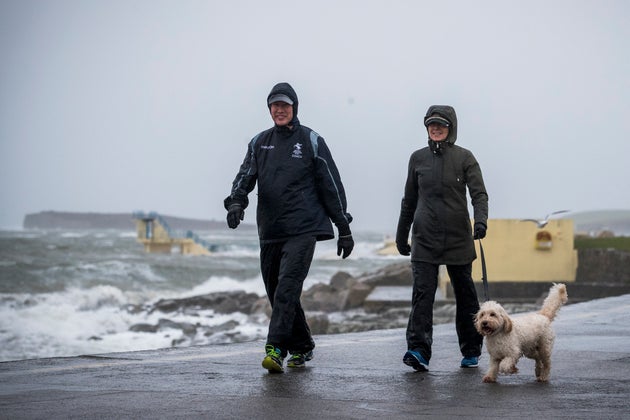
396,242 -> 411,256
226,205 -> 244,229
337,235 -> 354,259
473,223 -> 487,240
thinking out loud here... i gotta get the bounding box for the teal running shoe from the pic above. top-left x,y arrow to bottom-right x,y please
460,356 -> 479,368
262,344 -> 284,373
403,350 -> 429,372
287,350 -> 314,368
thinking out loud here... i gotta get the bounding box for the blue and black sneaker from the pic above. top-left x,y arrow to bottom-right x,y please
287,350 -> 314,368
460,356 -> 479,368
403,350 -> 429,372
262,344 -> 285,373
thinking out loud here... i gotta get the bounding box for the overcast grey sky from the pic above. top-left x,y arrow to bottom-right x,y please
1,0 -> 628,232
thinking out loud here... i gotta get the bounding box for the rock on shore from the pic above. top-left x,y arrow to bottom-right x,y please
127,262 -> 538,341
125,249 -> 630,345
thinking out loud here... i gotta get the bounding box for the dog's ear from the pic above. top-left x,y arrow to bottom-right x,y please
473,311 -> 482,332
503,314 -> 513,333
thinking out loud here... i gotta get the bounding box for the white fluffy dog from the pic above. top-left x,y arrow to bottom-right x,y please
474,283 -> 568,383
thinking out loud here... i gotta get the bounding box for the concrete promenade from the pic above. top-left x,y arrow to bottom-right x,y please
1,294 -> 630,419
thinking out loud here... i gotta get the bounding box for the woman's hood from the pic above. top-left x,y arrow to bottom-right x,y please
424,105 -> 458,144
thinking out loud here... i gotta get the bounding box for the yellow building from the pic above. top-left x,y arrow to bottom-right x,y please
377,219 -> 578,297
471,219 -> 577,283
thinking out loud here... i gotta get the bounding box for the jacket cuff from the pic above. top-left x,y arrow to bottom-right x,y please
224,196 -> 248,211
337,225 -> 352,237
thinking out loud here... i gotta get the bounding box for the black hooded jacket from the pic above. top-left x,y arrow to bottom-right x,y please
225,82 -> 352,243
396,105 -> 488,264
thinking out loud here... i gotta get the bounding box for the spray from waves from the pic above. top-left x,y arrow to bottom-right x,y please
0,275 -> 269,362
1,285 -> 136,361
0,228 -> 401,362
183,275 -> 265,297
44,259 -> 168,289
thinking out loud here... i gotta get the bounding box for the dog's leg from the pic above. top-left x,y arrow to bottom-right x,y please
534,340 -> 553,382
483,358 -> 501,383
499,357 -> 519,375
535,356 -> 551,382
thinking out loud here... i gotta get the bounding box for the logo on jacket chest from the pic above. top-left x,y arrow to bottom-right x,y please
291,142 -> 303,159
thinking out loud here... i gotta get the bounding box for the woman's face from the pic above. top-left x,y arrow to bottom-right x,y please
427,123 -> 449,142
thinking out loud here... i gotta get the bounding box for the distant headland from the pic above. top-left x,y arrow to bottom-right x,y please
22,209 -> 630,236
22,211 -> 254,231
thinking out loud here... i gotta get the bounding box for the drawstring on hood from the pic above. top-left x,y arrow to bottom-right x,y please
429,140 -> 447,154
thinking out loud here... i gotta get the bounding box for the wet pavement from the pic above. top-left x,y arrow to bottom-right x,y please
1,294 -> 629,419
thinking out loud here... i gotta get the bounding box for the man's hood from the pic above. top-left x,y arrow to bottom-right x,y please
267,82 -> 299,126
424,105 -> 458,144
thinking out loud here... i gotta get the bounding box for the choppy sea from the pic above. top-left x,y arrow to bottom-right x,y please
0,228 -> 402,362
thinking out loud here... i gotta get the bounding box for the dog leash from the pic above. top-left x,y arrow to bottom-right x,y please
479,239 -> 489,301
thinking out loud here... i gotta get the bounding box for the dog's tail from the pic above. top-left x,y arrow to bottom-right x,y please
539,283 -> 568,321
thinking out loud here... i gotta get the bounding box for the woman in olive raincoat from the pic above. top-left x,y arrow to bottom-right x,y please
396,105 -> 488,372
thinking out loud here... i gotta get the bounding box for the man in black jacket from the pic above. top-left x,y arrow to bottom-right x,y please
224,82 -> 354,373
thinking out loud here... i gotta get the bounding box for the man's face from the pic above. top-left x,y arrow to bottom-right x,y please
427,123 -> 449,142
270,101 -> 293,126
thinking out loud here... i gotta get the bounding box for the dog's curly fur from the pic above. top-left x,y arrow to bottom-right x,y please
474,283 -> 568,383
